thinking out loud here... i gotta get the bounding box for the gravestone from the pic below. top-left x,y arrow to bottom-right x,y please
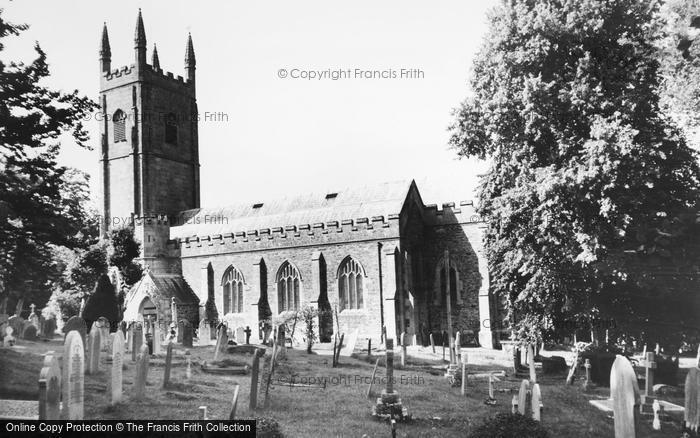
177,320 -> 184,344
86,326 -> 101,374
528,344 -> 537,383
214,325 -> 228,361
110,331 -> 125,405
430,333 -> 435,353
400,332 -> 407,367
61,331 -> 85,420
518,380 -> 529,415
3,326 -> 15,347
583,359 -> 592,390
229,384 -> 240,420
132,323 -> 143,362
198,320 -> 211,346
244,326 -> 252,344
236,327 -> 246,344
367,358 -> 380,399
97,317 -> 110,351
133,344 -> 150,400
640,352 -> 657,412
531,383 -> 542,421
42,317 -> 57,338
29,312 -> 40,331
340,328 -> 360,357
181,320 -> 193,348
22,324 -> 38,340
8,315 -> 24,337
372,338 -> 409,420
63,316 -> 87,350
153,324 -> 162,355
685,367 -> 700,432
249,348 -> 263,410
611,355 -> 640,438
162,342 -> 174,388
38,353 -> 61,420
455,331 -> 461,361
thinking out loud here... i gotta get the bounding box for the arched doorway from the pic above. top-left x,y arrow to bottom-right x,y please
139,297 -> 157,322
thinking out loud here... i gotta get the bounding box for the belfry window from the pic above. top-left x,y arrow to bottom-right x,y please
222,266 -> 245,314
338,257 -> 364,311
113,110 -> 126,142
277,261 -> 301,312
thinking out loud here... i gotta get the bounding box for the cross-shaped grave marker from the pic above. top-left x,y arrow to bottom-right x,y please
640,352 -> 657,411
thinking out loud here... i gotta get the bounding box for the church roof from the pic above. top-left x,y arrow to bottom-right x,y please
170,179 -> 416,240
128,271 -> 200,306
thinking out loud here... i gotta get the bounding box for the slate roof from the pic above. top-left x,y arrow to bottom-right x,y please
170,179 -> 416,240
130,271 -> 200,305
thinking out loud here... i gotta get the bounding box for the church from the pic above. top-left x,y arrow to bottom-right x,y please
98,11 -> 499,349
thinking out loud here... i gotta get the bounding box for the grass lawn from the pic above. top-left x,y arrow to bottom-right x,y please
0,338 -> 686,437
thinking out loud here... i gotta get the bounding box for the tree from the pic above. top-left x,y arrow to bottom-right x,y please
82,273 -> 119,330
449,0 -> 700,345
0,11 -> 97,315
658,0 -> 700,150
300,306 -> 319,354
108,226 -> 143,288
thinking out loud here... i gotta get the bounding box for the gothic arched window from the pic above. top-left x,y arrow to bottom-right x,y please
222,266 -> 245,314
113,110 -> 126,142
338,257 -> 364,311
277,261 -> 301,312
165,113 -> 178,144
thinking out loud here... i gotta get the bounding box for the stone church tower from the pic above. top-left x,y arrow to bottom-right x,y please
98,10 -> 200,236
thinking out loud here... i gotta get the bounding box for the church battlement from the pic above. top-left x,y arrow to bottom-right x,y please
423,200 -> 483,226
170,213 -> 401,248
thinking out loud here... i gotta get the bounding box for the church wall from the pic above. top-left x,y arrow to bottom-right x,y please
175,218 -> 401,344
421,210 -> 492,347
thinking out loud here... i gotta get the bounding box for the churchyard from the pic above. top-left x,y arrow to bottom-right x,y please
1,314 -> 698,437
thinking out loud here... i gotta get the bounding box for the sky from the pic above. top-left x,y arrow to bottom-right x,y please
2,0 -> 497,208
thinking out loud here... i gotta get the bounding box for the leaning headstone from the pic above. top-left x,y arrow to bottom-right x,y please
214,325 -> 228,361
61,331 -> 85,420
22,324 -> 38,340
162,342 -> 174,388
518,380 -> 529,415
181,320 -> 193,348
133,344 -> 150,400
228,384 -> 240,420
340,328 -> 360,357
132,323 -> 143,362
38,353 -> 61,420
610,355 -> 640,438
249,348 -> 263,411
685,367 -> 700,433
531,383 -> 542,421
110,331 -> 125,405
86,326 -> 101,374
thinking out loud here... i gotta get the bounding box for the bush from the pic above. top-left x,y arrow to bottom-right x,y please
256,416 -> 283,437
469,413 -> 549,438
580,344 -> 623,386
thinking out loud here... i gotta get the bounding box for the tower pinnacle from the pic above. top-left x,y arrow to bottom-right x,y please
152,44 -> 160,70
185,32 -> 196,82
99,22 -> 111,73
